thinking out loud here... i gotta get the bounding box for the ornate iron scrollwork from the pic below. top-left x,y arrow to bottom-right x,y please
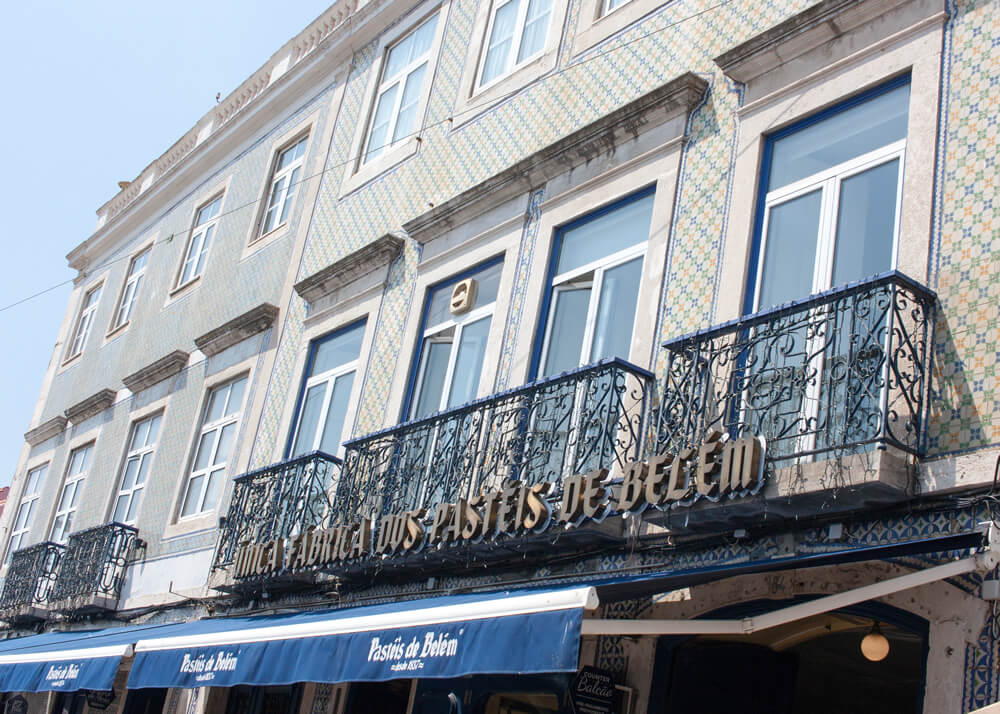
49,523 -> 139,605
0,541 -> 64,615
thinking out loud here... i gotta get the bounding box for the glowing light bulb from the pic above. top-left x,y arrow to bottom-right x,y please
861,621 -> 890,661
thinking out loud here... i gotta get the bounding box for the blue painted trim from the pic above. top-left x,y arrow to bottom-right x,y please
400,254 -> 507,422
742,73 -> 913,317
282,317 -> 368,459
528,184 -> 657,381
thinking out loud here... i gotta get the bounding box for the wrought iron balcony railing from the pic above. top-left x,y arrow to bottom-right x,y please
49,523 -> 140,609
0,541 -> 65,617
656,271 -> 936,462
338,358 -> 654,524
214,451 -> 341,569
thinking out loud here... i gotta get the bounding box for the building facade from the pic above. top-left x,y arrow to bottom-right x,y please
0,0 -> 998,712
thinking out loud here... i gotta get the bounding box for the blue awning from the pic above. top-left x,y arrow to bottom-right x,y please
0,622 -> 184,693
128,586 -> 599,690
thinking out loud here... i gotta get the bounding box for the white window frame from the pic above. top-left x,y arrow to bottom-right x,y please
111,246 -> 151,331
476,0 -> 554,91
112,413 -> 162,525
538,241 -> 646,374
290,350 -> 361,458
753,140 -> 906,311
256,136 -> 308,240
49,444 -> 92,544
66,284 -> 102,360
179,376 -> 248,519
176,194 -> 223,290
5,464 -> 47,561
602,0 -> 633,15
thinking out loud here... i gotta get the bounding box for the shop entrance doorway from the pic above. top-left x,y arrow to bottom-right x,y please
652,604 -> 927,714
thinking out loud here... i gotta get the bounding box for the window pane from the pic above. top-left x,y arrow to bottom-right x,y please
279,167 -> 300,225
135,452 -> 152,486
426,261 -> 503,328
517,0 -> 551,63
312,323 -> 365,376
113,496 -> 130,523
213,423 -> 236,466
196,197 -> 221,225
393,63 -> 427,143
481,0 -> 519,84
413,339 -> 452,419
193,430 -> 217,471
556,193 -> 654,275
205,387 -> 226,423
768,83 -> 910,191
292,383 -> 327,457
225,377 -> 247,417
447,316 -> 491,408
758,190 -> 822,311
366,85 -> 398,159
590,257 -> 643,363
121,458 -> 140,490
125,487 -> 143,522
202,469 -> 225,512
832,159 -> 899,287
318,372 -> 355,455
180,477 -> 203,518
543,286 -> 591,377
146,414 -> 163,445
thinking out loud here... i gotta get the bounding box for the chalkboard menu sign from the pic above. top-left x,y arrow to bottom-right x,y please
86,689 -> 116,710
570,666 -> 618,714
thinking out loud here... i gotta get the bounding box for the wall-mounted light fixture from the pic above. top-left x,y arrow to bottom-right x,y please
861,621 -> 890,661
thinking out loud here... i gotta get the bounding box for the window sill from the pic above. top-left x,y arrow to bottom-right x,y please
105,321 -> 129,342
60,352 -> 83,370
241,221 -> 292,261
162,512 -> 218,541
453,50 -> 557,128
167,276 -> 202,303
340,137 -> 420,197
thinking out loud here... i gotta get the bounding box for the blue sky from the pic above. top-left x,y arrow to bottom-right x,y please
0,0 -> 334,487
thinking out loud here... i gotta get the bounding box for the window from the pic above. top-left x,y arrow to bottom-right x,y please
289,321 -> 365,458
535,189 -> 654,378
479,0 -> 553,87
408,260 -> 503,420
258,136 -> 307,238
177,195 -> 222,287
363,13 -> 439,164
179,376 -> 247,518
112,413 -> 162,524
112,247 -> 150,329
5,464 -> 46,562
49,444 -> 92,544
749,80 -> 909,312
602,0 -> 631,13
67,285 -> 102,359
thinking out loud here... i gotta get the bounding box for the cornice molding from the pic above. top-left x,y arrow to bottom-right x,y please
294,234 -> 406,304
24,416 -> 68,447
194,304 -> 279,357
402,72 -> 708,244
714,0 -> 938,84
64,389 -> 118,424
123,350 -> 191,394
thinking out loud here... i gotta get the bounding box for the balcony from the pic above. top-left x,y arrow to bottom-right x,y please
0,541 -> 64,623
49,523 -> 140,614
213,451 -> 342,572
655,271 -> 936,522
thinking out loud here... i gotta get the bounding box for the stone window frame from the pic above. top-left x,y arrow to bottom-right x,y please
166,174 -> 233,304
106,237 -> 156,340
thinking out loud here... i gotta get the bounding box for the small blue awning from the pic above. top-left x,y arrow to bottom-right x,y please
129,586 -> 599,690
0,623 -> 183,693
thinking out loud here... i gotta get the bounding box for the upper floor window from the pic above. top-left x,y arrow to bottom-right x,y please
750,80 -> 910,313
602,0 -> 631,13
5,464 -> 46,561
177,195 -> 222,288
180,376 -> 247,518
50,444 -> 92,544
408,259 -> 503,420
536,189 -> 654,378
364,13 -> 439,164
113,413 -> 162,524
479,0 -> 553,87
289,321 -> 365,458
258,136 -> 308,238
112,247 -> 150,329
67,284 -> 102,359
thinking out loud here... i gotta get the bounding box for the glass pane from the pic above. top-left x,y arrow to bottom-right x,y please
542,286 -> 591,377
125,487 -> 143,522
57,484 -> 74,512
447,316 -> 491,408
517,0 -> 551,63
366,85 -> 398,159
14,502 -> 32,530
410,13 -> 438,59
51,515 -> 66,543
312,322 -> 365,376
196,196 -> 221,225
291,383 -> 327,457
556,193 -> 654,275
146,414 -> 162,445
590,257 -> 643,362
113,496 -> 130,523
426,261 -> 503,328
193,430 -> 217,471
413,338 -> 452,419
225,377 -> 247,417
769,83 -> 910,191
25,466 -> 45,494
385,31 -> 413,80
319,372 -> 355,455
202,469 -> 225,511
832,159 -> 899,286
481,0 -> 519,84
279,167 -> 300,224
180,477 -> 203,518
757,190 -> 822,311
213,423 -> 236,466
121,457 -> 140,490
393,63 -> 427,143
135,452 -> 152,486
